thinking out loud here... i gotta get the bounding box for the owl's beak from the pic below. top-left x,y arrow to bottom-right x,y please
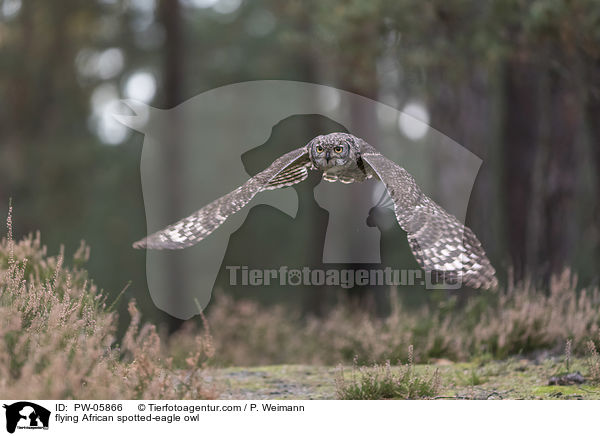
325,150 -> 331,161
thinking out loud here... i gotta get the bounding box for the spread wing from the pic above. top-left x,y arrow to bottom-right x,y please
359,140 -> 498,289
134,146 -> 311,249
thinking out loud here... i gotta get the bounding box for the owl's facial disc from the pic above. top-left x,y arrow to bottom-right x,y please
310,136 -> 351,170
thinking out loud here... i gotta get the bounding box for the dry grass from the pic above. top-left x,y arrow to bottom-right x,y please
586,339 -> 600,385
335,346 -> 441,400
4,202 -> 599,398
0,205 -> 215,399
203,272 -> 600,366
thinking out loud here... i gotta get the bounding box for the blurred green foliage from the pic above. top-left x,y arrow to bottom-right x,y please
0,0 -> 598,327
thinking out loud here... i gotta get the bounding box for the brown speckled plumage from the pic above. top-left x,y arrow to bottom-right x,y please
134,132 -> 497,289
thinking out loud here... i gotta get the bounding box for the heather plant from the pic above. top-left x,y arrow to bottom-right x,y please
205,272 -> 600,366
0,206 -> 215,399
565,339 -> 572,372
335,346 -> 441,400
4,199 -> 599,397
586,340 -> 600,386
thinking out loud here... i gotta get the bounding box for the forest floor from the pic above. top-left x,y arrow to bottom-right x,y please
209,357 -> 600,400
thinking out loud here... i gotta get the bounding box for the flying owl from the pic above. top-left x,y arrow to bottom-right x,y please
134,132 -> 498,289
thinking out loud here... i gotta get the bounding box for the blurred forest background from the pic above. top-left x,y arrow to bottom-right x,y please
1,0 -> 599,328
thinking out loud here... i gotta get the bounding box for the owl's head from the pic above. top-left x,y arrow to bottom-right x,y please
308,132 -> 359,170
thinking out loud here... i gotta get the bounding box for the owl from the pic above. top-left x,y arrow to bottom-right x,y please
134,132 -> 498,289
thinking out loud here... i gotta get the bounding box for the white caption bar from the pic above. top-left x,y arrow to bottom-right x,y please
0,400 -> 597,435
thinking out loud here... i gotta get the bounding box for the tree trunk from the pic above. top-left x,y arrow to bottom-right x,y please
537,72 -> 580,275
502,58 -> 540,280
584,63 -> 600,267
159,0 -> 186,332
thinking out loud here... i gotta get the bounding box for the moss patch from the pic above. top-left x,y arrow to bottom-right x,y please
212,357 -> 600,400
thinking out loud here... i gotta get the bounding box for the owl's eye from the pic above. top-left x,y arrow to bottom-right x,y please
334,146 -> 343,153
315,145 -> 324,153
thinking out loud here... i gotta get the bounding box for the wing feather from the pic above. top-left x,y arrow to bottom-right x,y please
360,140 -> 497,289
134,146 -> 310,249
